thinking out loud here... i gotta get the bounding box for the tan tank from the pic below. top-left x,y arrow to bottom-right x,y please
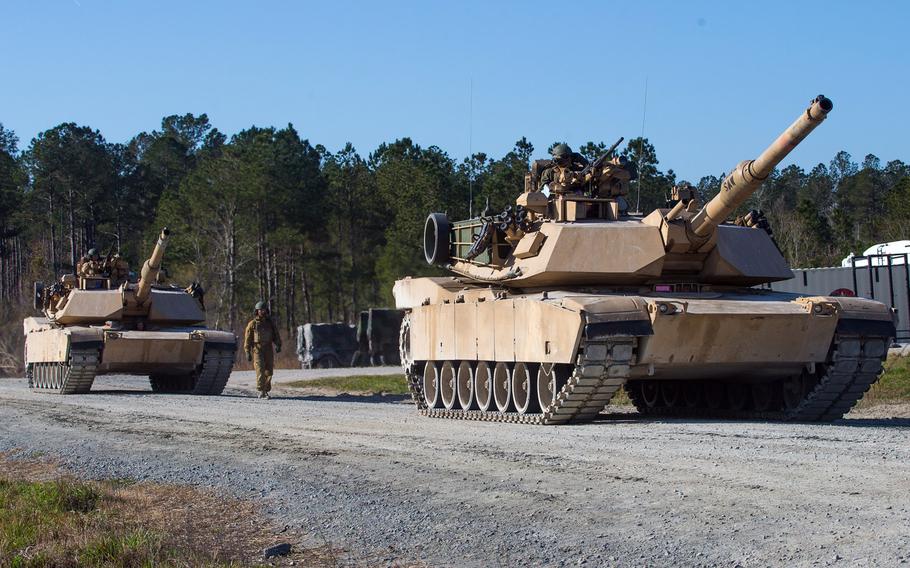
24,228 -> 236,395
394,95 -> 896,425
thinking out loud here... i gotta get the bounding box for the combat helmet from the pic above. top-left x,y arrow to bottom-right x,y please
255,300 -> 267,311
550,143 -> 571,160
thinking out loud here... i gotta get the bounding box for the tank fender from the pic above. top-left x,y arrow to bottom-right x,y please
70,339 -> 104,352
560,296 -> 653,340
204,338 -> 237,352
585,319 -> 653,340
67,327 -> 104,345
199,330 -> 237,348
819,295 -> 897,338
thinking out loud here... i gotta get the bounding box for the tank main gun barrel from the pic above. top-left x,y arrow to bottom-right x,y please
135,228 -> 170,303
690,95 -> 833,237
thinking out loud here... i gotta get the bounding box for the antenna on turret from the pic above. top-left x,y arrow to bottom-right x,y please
468,78 -> 474,218
635,76 -> 648,214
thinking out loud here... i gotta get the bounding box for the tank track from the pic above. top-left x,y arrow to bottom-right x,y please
190,344 -> 236,395
626,332 -> 889,422
403,337 -> 635,425
149,343 -> 236,395
27,346 -> 99,395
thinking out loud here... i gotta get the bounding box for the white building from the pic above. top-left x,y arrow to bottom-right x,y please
841,240 -> 910,267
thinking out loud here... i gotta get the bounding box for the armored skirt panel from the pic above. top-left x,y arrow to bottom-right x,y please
405,293 -> 868,373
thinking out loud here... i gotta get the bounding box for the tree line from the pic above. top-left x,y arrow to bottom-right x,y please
0,116 -> 908,347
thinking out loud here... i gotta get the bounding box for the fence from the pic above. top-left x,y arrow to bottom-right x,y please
764,253 -> 909,342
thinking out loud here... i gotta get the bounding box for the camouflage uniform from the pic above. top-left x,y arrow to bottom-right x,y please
104,253 -> 130,286
108,254 -> 130,286
539,144 -> 590,193
78,250 -> 103,277
243,306 -> 282,397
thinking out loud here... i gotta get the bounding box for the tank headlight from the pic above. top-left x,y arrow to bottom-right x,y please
652,301 -> 682,315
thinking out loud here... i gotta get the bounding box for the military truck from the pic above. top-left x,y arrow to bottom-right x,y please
351,308 -> 405,366
297,323 -> 357,369
394,95 -> 896,425
25,228 -> 236,394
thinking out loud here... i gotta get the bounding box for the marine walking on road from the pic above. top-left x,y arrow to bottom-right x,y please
244,301 -> 282,399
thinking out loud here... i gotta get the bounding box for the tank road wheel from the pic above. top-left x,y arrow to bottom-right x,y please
727,383 -> 750,411
30,349 -> 98,394
640,381 -> 661,408
30,362 -> 65,392
781,372 -> 808,411
704,382 -> 725,410
474,362 -> 494,411
536,364 -> 569,411
660,382 -> 681,408
493,362 -> 514,413
682,381 -> 702,408
439,361 -> 458,410
423,362 -> 442,409
511,362 -> 540,414
751,382 -> 778,412
457,362 -> 477,410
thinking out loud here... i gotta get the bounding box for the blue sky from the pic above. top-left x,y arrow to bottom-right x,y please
2,1 -> 907,180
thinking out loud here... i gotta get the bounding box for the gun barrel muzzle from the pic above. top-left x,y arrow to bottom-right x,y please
135,228 -> 170,303
690,95 -> 833,237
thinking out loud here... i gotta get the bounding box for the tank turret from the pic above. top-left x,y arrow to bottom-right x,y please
393,92 -> 895,427
417,95 -> 834,288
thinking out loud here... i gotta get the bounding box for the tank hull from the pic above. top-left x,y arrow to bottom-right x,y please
394,277 -> 894,424
23,317 -> 236,395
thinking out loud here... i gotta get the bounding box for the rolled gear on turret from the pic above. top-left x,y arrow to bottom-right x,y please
394,94 -> 895,425
25,228 -> 237,396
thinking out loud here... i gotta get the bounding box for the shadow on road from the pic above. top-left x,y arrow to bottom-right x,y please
67,388 -> 412,405
596,412 -> 910,428
835,417 -> 910,428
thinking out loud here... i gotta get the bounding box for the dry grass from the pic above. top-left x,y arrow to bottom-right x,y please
0,453 -> 345,567
286,375 -> 409,395
0,317 -> 25,377
232,350 -> 302,372
859,354 -> 910,407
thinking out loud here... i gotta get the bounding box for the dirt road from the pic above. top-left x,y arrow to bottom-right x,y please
1,373 -> 908,567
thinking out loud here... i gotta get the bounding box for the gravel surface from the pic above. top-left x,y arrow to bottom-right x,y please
1,372 -> 908,567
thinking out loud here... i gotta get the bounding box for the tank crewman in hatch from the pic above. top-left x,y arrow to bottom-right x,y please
244,300 -> 282,399
538,143 -> 589,193
667,181 -> 700,208
77,248 -> 104,277
107,253 -> 130,285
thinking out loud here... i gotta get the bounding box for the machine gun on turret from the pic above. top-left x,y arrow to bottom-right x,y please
583,136 -> 625,177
